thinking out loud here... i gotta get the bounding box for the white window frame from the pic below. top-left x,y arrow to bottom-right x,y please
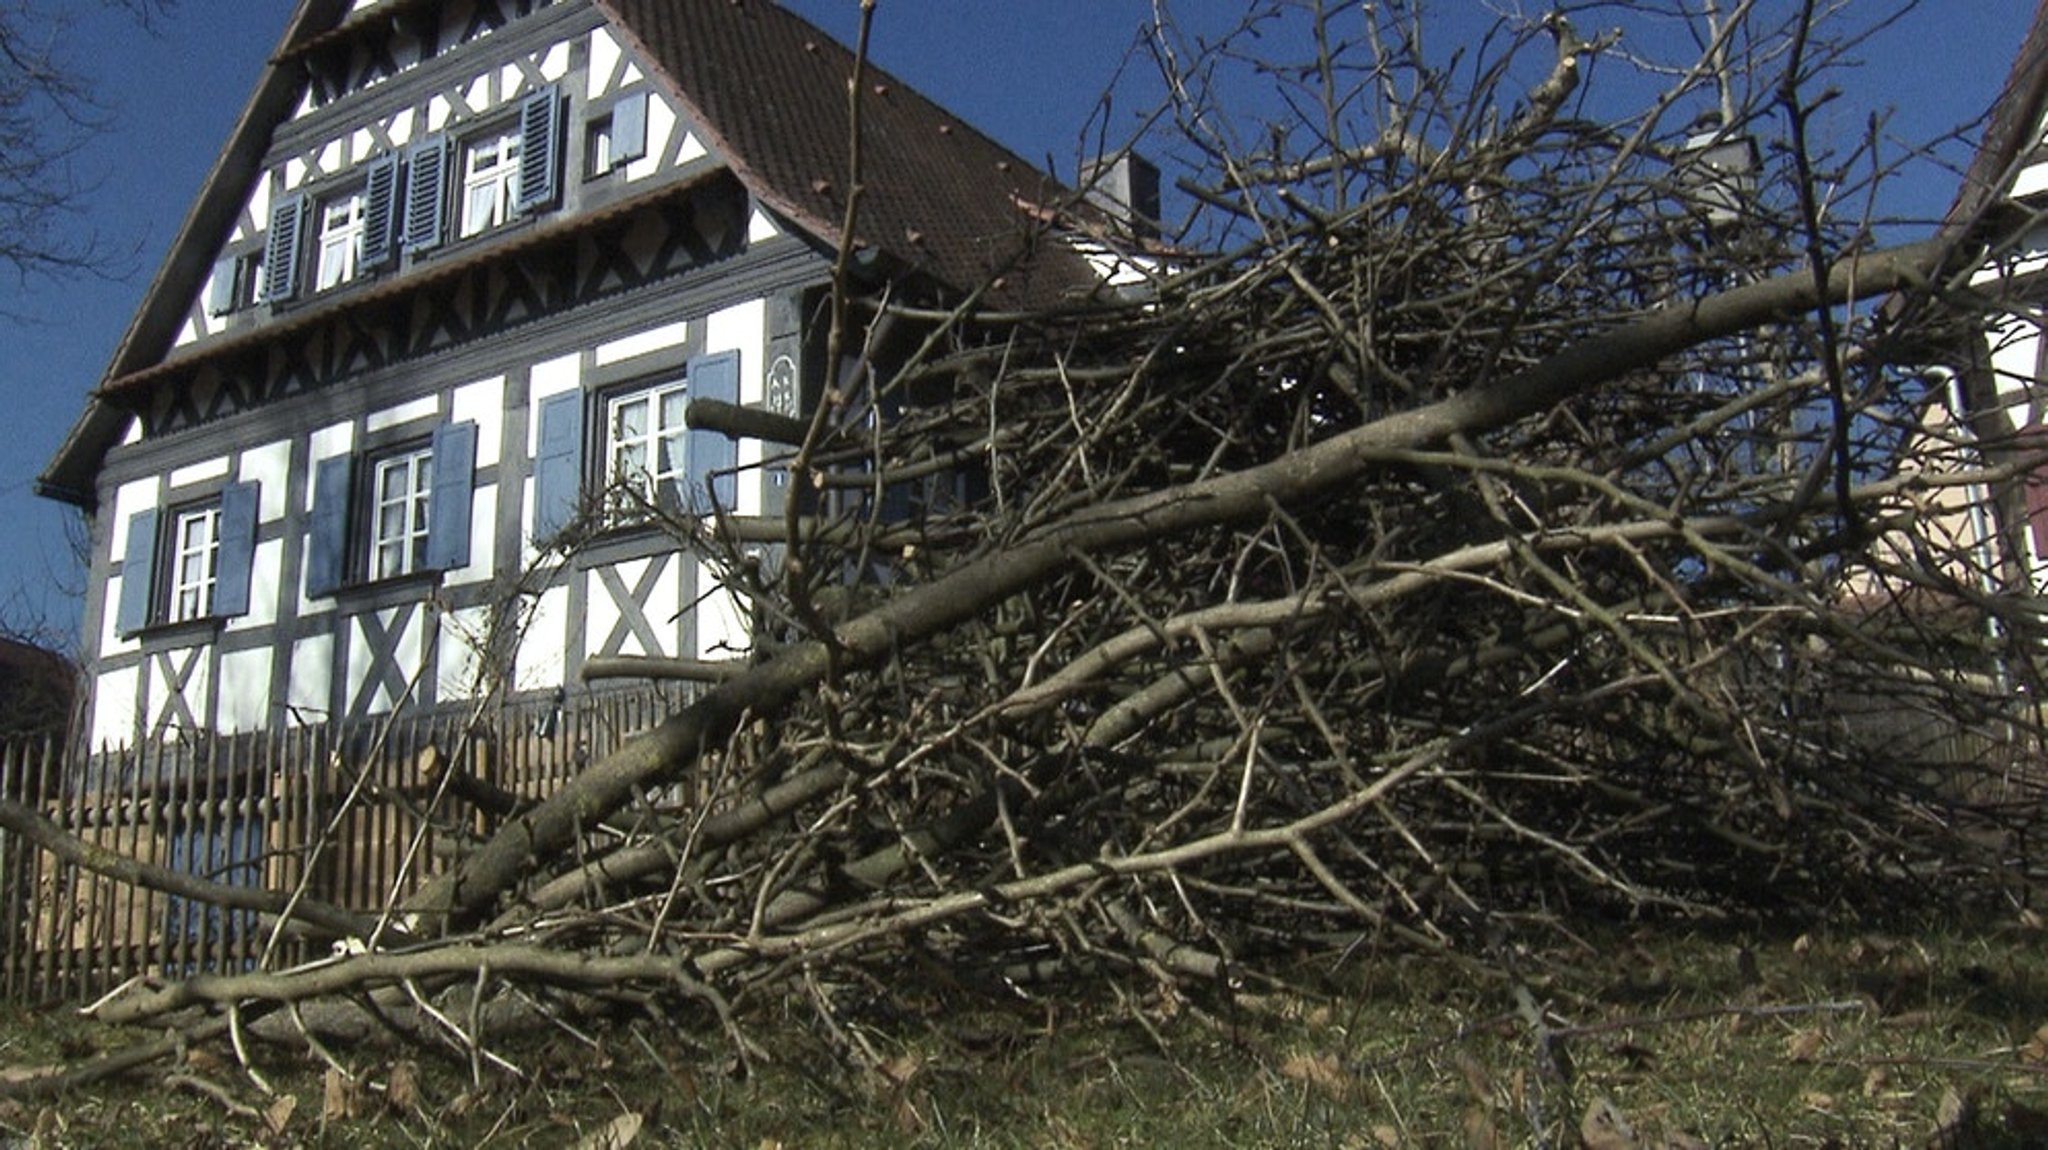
315,191 -> 366,291
167,505 -> 221,624
460,129 -> 523,238
370,447 -> 434,580
586,115 -> 619,178
605,379 -> 689,511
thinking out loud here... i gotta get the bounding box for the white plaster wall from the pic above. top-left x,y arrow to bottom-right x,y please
596,320 -> 689,367
516,585 -> 570,692
694,559 -> 750,661
310,419 -> 356,465
109,479 -> 160,559
168,456 -> 231,492
437,605 -> 493,701
227,539 -> 286,633
634,99 -> 688,180
88,666 -> 139,751
540,41 -> 571,83
99,576 -> 139,662
2013,160 -> 2048,201
287,635 -> 334,725
241,440 -> 293,522
590,28 -> 622,100
366,394 -> 440,433
447,486 -> 499,588
452,376 -> 507,467
706,300 -> 767,517
1987,315 -> 2039,431
217,648 -> 274,733
529,353 -> 583,414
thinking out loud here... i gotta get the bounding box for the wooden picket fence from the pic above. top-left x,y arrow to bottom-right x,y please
0,685 -> 687,1005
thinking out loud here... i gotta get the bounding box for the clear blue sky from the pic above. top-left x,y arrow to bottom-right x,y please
0,0 -> 2030,657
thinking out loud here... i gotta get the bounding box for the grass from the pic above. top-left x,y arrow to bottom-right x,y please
1,917 -> 2046,1147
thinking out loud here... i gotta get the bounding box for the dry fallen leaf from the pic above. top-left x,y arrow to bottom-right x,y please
1461,1104 -> 1502,1150
387,1059 -> 420,1114
1800,1091 -> 1837,1113
1578,1096 -> 1638,1150
576,1111 -> 644,1150
1281,1051 -> 1350,1099
1370,1124 -> 1403,1149
1784,1028 -> 1826,1062
1863,1066 -> 1892,1097
322,1066 -> 359,1122
1934,1085 -> 1978,1143
2021,1023 -> 2048,1064
876,1052 -> 923,1088
265,1093 -> 297,1137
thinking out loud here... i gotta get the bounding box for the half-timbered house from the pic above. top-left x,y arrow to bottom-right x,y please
38,0 -> 1123,752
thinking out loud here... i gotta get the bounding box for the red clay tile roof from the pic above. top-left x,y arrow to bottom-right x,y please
594,0 -> 1100,310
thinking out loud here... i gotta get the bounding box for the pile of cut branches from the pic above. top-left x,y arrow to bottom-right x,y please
14,0 -> 2045,1093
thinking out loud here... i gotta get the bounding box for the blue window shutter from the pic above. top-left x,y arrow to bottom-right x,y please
613,92 -> 648,165
263,195 -> 305,303
211,482 -> 260,618
533,390 -> 584,541
115,509 -> 161,637
206,257 -> 239,317
361,154 -> 401,268
517,85 -> 562,213
307,455 -> 354,598
425,420 -> 477,571
687,351 -> 741,514
402,136 -> 449,254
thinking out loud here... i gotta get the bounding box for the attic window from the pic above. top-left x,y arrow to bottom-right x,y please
460,130 -> 523,238
316,191 -> 367,291
586,92 -> 649,178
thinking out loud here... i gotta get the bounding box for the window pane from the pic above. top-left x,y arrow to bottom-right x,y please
370,449 -> 432,579
168,506 -> 220,623
460,132 -> 521,238
657,431 -> 686,481
463,187 -> 495,236
661,388 -> 688,434
614,442 -> 646,481
315,194 -> 364,291
613,396 -> 647,440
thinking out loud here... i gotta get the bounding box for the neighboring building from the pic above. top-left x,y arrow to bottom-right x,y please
37,0 -> 1124,750
1908,1 -> 2048,605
